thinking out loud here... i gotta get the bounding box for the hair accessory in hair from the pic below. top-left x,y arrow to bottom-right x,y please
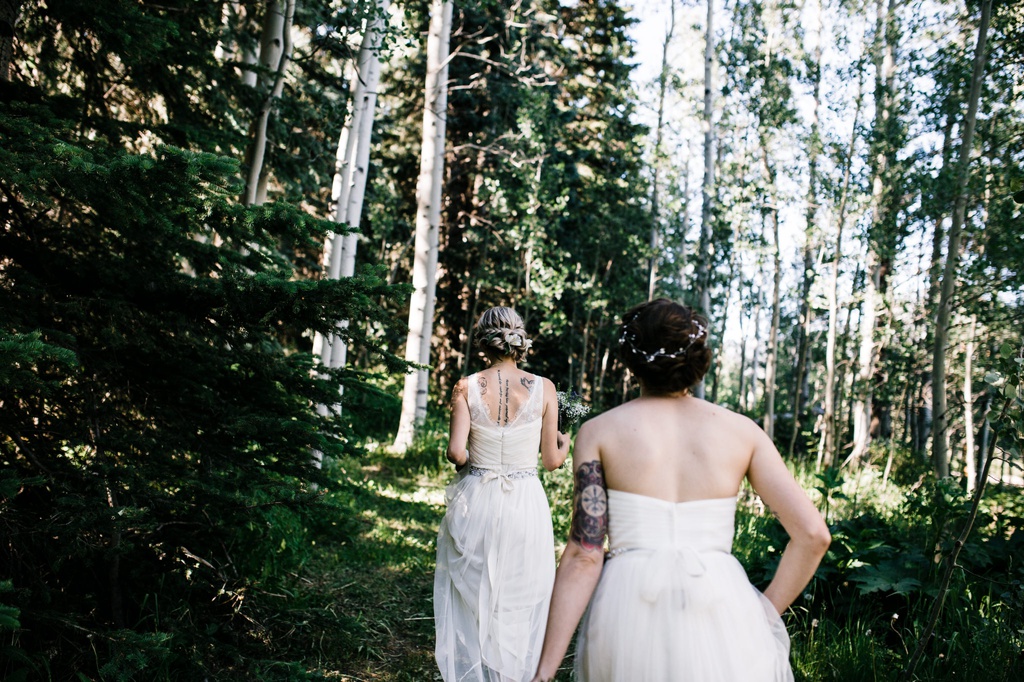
618,314 -> 707,362
482,328 -> 533,356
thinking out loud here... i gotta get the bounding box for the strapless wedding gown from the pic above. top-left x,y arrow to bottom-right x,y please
575,490 -> 793,681
434,374 -> 554,682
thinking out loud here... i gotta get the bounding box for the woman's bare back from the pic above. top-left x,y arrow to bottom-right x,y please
587,394 -> 762,503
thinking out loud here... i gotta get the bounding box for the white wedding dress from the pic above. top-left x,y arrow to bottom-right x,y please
434,374 -> 554,682
575,490 -> 794,681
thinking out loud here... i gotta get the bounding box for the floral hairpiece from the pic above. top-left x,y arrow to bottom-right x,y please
618,314 -> 707,363
481,328 -> 533,355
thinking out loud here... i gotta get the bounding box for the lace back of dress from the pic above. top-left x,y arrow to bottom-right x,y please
466,373 -> 542,429
466,376 -> 489,425
516,378 -> 543,426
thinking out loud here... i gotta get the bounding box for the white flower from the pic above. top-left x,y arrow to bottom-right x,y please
505,332 -> 523,347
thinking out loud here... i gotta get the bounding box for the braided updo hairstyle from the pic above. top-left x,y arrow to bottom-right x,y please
619,298 -> 712,395
474,307 -> 533,363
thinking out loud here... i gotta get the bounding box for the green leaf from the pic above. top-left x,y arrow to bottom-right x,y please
985,371 -> 1001,384
1000,342 -> 1014,359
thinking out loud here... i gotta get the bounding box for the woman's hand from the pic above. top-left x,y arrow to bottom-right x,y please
557,431 -> 570,456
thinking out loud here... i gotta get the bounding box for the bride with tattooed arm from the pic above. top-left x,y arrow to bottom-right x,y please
532,299 -> 830,682
434,306 -> 570,682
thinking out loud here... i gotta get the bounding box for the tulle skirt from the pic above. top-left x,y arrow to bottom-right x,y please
434,469 -> 556,682
575,549 -> 793,682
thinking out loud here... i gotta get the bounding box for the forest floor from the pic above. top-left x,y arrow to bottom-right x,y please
316,445 -> 578,681
306,443 -> 1024,682
321,449 -> 447,681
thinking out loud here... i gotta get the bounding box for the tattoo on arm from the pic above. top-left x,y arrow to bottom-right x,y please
450,380 -> 467,410
570,461 -> 608,551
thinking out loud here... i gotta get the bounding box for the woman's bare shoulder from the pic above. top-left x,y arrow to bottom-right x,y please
695,398 -> 762,425
580,399 -> 638,431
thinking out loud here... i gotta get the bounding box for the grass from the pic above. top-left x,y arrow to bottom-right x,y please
290,431 -> 1023,681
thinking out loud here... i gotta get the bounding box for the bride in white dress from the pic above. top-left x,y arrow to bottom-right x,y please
532,299 -> 831,682
435,307 -> 569,682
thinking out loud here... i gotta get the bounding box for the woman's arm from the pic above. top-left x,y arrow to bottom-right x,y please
539,377 -> 570,471
745,424 -> 831,614
446,378 -> 470,467
532,424 -> 606,681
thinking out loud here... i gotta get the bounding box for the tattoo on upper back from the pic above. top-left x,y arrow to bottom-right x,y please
520,377 -> 535,391
570,460 -> 608,551
477,376 -> 488,395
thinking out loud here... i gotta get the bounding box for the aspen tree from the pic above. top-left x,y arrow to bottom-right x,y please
243,0 -> 296,206
394,0 -> 453,452
316,0 -> 390,387
932,0 -> 993,479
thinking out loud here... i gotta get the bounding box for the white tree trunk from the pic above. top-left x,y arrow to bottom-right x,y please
818,77 -> 862,469
243,0 -> 296,206
932,0 -> 992,479
763,204 -> 781,439
257,0 -> 285,88
790,3 -> 823,457
648,0 -> 676,301
749,286 -> 763,411
849,0 -> 894,464
694,0 -> 716,400
393,0 -> 453,452
850,256 -> 880,462
240,2 -> 259,89
314,1 -> 389,376
963,316 -> 976,491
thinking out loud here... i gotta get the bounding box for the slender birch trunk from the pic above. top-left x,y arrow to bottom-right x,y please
760,141 -> 781,439
694,0 -> 716,400
315,1 -> 389,379
711,252 -> 736,405
648,0 -> 676,300
850,0 -> 895,463
790,5 -> 824,455
243,0 -> 295,206
963,316 -> 976,491
763,210 -> 781,438
819,72 -> 863,468
394,0 -> 453,452
240,1 -> 259,88
738,298 -> 749,413
750,285 -> 764,411
838,266 -> 862,454
677,158 -> 691,291
932,0 -> 992,478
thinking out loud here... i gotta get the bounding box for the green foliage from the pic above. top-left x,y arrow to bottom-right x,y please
723,452 -> 1024,680
0,78 -> 405,678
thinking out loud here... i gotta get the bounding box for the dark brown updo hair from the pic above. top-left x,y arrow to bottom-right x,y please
474,307 -> 533,363
618,299 -> 712,395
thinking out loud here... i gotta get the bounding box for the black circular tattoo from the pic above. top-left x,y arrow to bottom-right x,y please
580,484 -> 608,516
